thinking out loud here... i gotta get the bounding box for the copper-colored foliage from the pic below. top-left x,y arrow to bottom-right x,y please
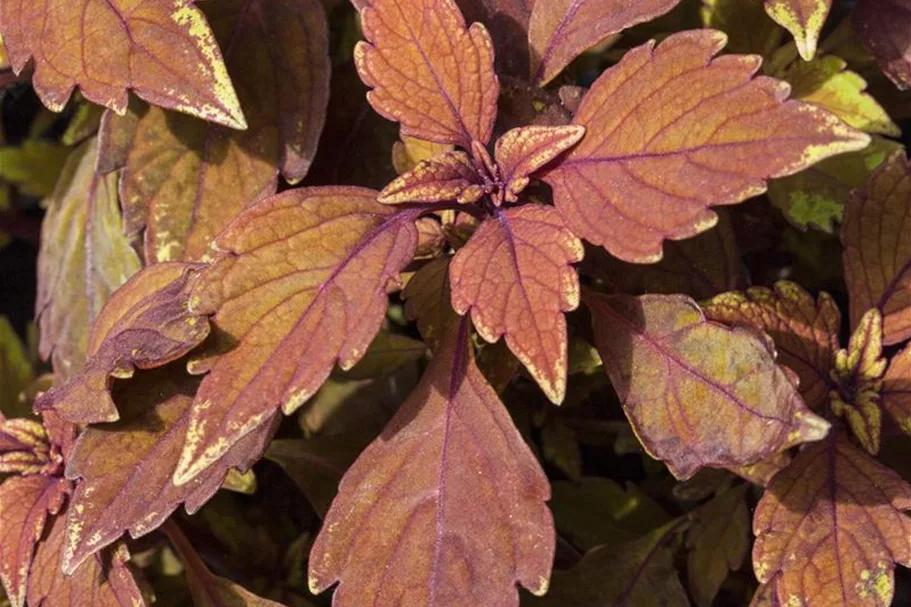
494,125 -> 584,203
0,475 -> 67,607
544,30 -> 870,264
355,0 -> 499,148
309,319 -> 554,606
527,0 -> 682,85
61,369 -> 278,574
380,150 -> 484,204
450,205 -> 583,404
35,139 -> 141,382
854,0 -> 911,90
753,433 -> 911,607
587,291 -> 830,480
883,344 -> 911,435
174,188 -> 418,485
117,0 -> 329,263
36,263 -> 211,425
27,514 -> 145,607
704,281 -> 841,409
763,0 -> 832,60
0,0 -> 245,129
842,151 -> 911,345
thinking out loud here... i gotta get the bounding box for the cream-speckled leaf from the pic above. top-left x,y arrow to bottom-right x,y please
764,0 -> 832,60
544,30 -> 870,263
587,291 -> 830,480
35,139 -> 141,382
0,0 -> 245,129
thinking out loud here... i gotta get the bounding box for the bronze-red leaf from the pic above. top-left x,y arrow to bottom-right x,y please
61,369 -> 278,574
842,151 -> 911,345
494,125 -> 584,203
587,291 -> 830,479
27,514 -> 146,607
379,150 -> 484,204
309,319 -> 554,606
0,0 -> 245,129
36,263 -> 211,425
853,0 -> 911,90
450,205 -> 583,403
528,0 -> 683,85
0,475 -> 67,607
544,29 -> 870,263
704,281 -> 841,409
355,0 -> 500,148
174,188 -> 418,485
753,433 -> 911,607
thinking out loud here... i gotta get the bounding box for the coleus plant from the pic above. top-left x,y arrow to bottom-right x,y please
0,0 -> 908,606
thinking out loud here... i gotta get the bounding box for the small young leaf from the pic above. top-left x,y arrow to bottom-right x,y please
704,281 -> 841,409
830,309 -> 888,455
450,205 -> 583,403
784,55 -> 899,136
883,344 -> 911,435
355,0 -> 499,148
700,0 -> 783,56
853,0 -> 911,90
493,125 -> 584,203
0,0 -> 245,129
587,291 -> 830,480
753,433 -> 911,607
0,418 -> 57,476
686,485 -> 750,607
309,320 -> 554,606
544,30 -> 870,263
531,519 -> 689,607
27,514 -> 146,607
117,0 -> 329,263
527,0 -> 683,85
175,188 -> 418,485
35,139 -> 141,382
0,475 -> 67,607
379,150 -> 484,204
763,0 -> 832,60
36,263 -> 210,425
842,151 -> 911,345
61,369 -> 278,574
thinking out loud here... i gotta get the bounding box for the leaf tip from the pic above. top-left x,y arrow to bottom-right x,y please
791,410 -> 831,444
